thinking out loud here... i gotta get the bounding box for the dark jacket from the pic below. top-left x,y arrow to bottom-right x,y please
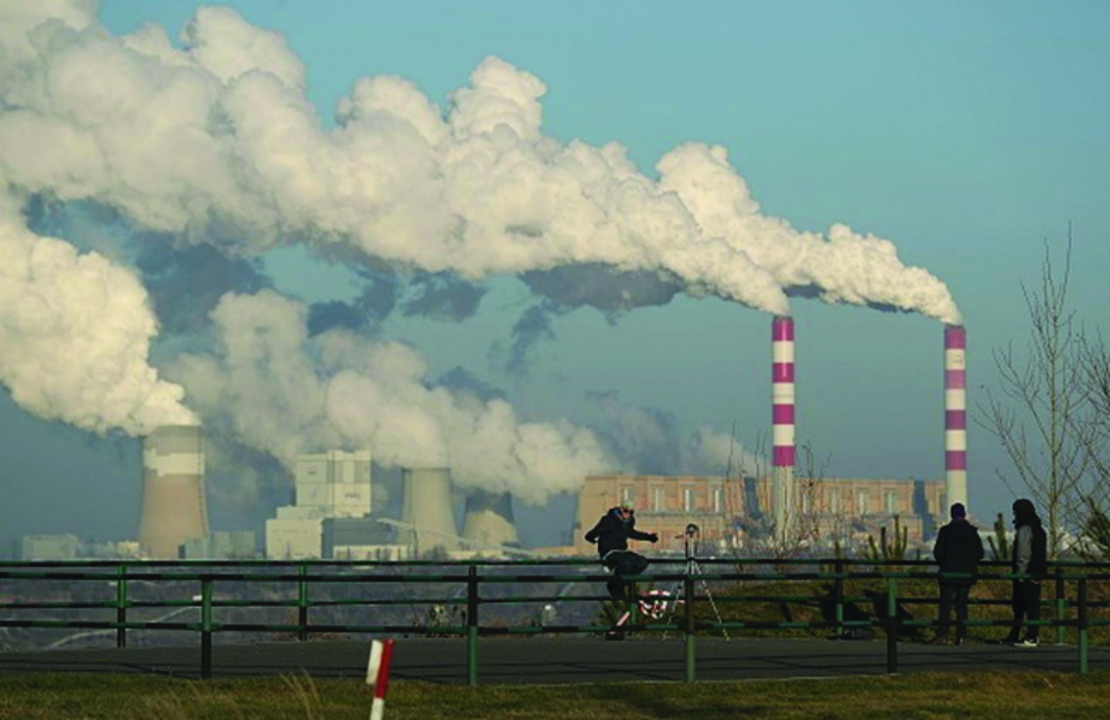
1012,500 -> 1048,579
933,519 -> 985,586
584,508 -> 656,559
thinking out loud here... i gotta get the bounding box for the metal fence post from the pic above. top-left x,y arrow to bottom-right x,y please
467,564 -> 479,686
1055,571 -> 1067,646
115,564 -> 128,648
297,564 -> 309,642
200,576 -> 213,680
834,559 -> 845,638
1077,577 -> 1088,675
885,576 -> 898,674
684,568 -> 696,683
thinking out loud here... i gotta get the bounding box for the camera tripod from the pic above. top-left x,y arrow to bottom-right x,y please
657,523 -> 729,641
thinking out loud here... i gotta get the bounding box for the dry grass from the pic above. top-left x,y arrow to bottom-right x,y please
3,671 -> 1110,719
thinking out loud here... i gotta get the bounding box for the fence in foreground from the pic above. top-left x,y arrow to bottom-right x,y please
1,557 -> 1108,682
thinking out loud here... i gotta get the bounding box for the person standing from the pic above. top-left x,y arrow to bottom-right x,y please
930,502 -> 984,645
584,500 -> 658,600
999,498 -> 1048,647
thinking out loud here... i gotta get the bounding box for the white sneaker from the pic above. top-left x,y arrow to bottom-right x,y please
1014,637 -> 1039,648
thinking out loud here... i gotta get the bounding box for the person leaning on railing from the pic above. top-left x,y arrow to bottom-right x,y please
584,500 -> 658,600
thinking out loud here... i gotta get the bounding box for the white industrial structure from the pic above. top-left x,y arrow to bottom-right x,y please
461,489 -> 520,550
138,425 -> 208,559
399,467 -> 460,557
265,450 -> 372,559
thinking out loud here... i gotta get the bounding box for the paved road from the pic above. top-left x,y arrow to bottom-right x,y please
1,637 -> 1105,684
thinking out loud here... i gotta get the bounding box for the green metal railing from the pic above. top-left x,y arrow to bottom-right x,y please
1,557 -> 1108,682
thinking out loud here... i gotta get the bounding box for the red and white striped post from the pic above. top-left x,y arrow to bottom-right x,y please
366,639 -> 395,720
772,316 -> 796,546
944,325 -> 968,509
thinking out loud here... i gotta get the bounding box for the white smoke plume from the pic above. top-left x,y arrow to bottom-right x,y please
0,190 -> 195,434
170,290 -> 612,503
0,2 -> 961,324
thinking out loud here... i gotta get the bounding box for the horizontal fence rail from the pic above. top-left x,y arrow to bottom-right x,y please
1,557 -> 1109,682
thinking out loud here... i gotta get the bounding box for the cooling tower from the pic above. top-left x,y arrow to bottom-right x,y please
771,316 -> 796,543
138,425 -> 209,559
944,325 -> 968,508
400,468 -> 460,556
461,489 -> 520,551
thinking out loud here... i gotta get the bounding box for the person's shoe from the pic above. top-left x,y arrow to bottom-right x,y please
604,630 -> 625,641
927,636 -> 950,646
1014,636 -> 1039,648
954,637 -> 965,647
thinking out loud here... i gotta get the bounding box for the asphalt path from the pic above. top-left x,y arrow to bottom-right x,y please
1,637 -> 1106,684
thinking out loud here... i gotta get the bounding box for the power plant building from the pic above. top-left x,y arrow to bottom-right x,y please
138,425 -> 208,559
399,467 -> 461,557
265,450 -> 373,559
574,474 -> 946,556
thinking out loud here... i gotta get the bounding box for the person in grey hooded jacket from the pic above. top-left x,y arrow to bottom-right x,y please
999,498 -> 1048,647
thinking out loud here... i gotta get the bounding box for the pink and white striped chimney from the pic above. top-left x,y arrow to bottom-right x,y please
772,316 -> 796,541
944,325 -> 968,508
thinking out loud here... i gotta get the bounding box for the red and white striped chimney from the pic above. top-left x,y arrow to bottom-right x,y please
772,316 -> 796,542
944,325 -> 968,509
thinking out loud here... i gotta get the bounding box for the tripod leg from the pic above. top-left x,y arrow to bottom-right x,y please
693,562 -> 730,642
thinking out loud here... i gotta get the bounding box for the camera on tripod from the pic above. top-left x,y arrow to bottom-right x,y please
683,523 -> 699,559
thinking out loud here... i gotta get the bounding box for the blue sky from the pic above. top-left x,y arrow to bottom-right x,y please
1,1 -> 1108,549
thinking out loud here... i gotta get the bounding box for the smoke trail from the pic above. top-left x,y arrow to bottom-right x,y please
0,3 -> 961,324
168,290 -> 612,503
587,390 -> 763,477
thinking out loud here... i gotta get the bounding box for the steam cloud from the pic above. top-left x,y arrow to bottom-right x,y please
0,3 -> 961,501
0,3 -> 961,324
0,192 -> 195,434
170,291 -> 611,503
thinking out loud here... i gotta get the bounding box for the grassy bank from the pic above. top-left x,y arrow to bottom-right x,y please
4,671 -> 1110,720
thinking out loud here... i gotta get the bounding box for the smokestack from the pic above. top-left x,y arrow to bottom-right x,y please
461,490 -> 520,552
944,325 -> 968,508
772,316 -> 796,543
400,468 -> 460,556
138,425 -> 208,559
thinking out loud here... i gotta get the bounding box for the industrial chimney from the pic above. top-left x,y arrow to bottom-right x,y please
138,425 -> 208,559
944,325 -> 968,508
400,467 -> 460,557
772,316 -> 796,544
461,489 -> 520,552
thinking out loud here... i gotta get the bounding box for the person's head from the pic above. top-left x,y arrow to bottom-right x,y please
617,498 -> 635,519
950,502 -> 967,521
1012,498 -> 1038,526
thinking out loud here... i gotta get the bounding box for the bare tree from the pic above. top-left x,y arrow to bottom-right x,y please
1079,330 -> 1110,511
977,233 -> 1092,558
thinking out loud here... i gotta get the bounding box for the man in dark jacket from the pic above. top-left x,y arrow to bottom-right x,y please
584,500 -> 658,599
930,502 -> 984,645
999,498 -> 1048,647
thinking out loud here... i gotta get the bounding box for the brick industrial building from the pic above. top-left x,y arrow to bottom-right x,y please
573,474 -> 947,556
